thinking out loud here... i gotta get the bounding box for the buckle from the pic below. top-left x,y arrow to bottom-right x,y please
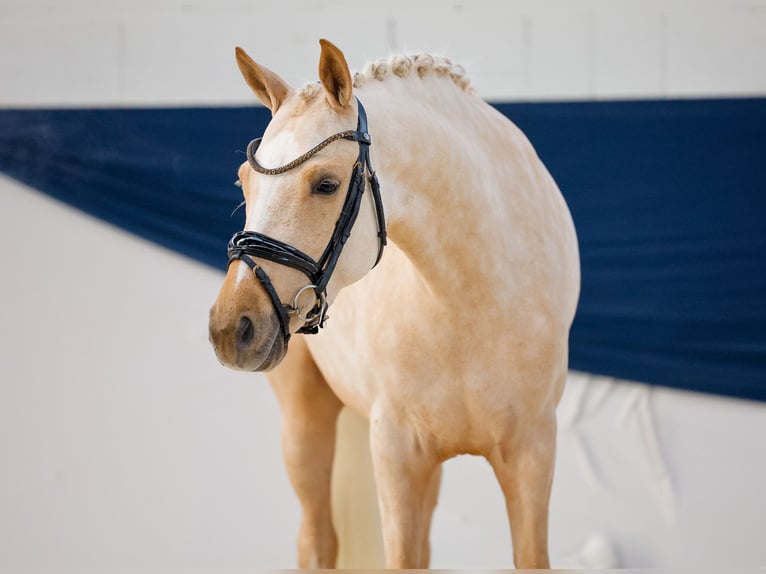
289,284 -> 329,333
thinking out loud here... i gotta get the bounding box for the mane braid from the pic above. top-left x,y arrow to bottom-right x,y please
352,53 -> 473,93
298,53 -> 473,100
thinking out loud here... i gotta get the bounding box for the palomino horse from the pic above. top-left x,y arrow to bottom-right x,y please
209,39 -> 580,569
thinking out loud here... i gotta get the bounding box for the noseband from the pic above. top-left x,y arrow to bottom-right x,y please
227,98 -> 387,344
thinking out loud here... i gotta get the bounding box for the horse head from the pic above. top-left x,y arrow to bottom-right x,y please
209,40 -> 385,372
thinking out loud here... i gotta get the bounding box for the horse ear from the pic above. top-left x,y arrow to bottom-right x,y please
318,39 -> 353,110
235,47 -> 291,113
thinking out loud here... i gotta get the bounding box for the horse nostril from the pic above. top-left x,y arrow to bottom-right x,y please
235,316 -> 255,350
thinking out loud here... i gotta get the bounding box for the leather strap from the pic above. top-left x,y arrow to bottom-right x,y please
230,231 -> 319,282
228,252 -> 293,343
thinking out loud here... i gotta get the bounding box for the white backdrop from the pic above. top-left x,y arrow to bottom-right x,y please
2,0 -> 766,569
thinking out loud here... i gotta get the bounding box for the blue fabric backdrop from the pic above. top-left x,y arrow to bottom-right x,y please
1,99 -> 764,400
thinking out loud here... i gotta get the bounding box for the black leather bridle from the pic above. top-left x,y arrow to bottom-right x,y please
227,98 -> 386,344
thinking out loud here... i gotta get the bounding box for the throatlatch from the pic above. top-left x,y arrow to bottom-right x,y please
227,98 -> 386,344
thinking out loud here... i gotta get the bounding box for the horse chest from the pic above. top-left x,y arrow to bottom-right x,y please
305,270 -> 538,455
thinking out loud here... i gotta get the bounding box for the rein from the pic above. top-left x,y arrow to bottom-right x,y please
227,98 -> 387,344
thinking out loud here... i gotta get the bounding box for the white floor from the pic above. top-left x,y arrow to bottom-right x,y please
2,175 -> 765,569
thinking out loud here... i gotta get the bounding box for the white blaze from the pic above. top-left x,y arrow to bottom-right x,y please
234,260 -> 251,288
234,129 -> 301,289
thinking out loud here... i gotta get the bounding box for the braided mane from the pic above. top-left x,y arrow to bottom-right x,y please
298,53 -> 473,101
353,53 -> 473,92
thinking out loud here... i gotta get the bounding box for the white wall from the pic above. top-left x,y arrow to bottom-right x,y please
0,181 -> 297,569
2,0 -> 766,106
2,0 -> 766,570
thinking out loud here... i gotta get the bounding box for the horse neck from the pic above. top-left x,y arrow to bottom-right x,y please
360,80 -> 509,297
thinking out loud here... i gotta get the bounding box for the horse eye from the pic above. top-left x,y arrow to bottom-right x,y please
313,178 -> 340,196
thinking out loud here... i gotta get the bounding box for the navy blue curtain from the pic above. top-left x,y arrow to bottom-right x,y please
0,107 -> 267,268
1,99 -> 764,401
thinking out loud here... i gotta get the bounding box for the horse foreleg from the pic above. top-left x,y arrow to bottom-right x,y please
488,412 -> 557,569
267,336 -> 343,568
419,463 -> 442,567
369,412 -> 440,568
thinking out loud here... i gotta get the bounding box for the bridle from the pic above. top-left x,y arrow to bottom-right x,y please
227,98 -> 386,344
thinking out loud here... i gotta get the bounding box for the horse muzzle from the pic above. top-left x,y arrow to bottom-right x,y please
208,305 -> 287,372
